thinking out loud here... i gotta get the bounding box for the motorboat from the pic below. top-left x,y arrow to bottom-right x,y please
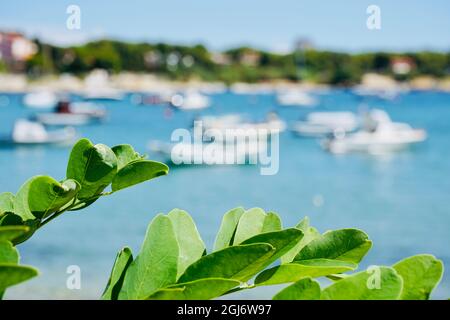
170,92 -> 211,110
197,114 -> 244,130
149,139 -> 265,166
0,119 -> 76,146
69,102 -> 107,118
277,91 -> 317,107
83,88 -> 124,101
201,112 -> 286,142
323,110 -> 426,154
34,101 -> 107,126
352,87 -> 401,101
292,112 -> 358,137
23,91 -> 58,109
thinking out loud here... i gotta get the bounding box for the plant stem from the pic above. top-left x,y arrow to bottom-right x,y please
38,192 -> 111,228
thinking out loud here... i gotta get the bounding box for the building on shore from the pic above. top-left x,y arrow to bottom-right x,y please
0,31 -> 37,72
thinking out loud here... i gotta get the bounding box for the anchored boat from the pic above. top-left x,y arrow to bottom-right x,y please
0,119 -> 76,146
323,109 -> 426,154
292,111 -> 358,137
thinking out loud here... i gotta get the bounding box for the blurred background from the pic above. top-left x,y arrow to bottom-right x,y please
0,0 -> 449,299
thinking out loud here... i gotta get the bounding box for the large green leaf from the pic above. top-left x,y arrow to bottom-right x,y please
255,259 -> 357,285
14,176 -> 80,220
294,229 -> 372,264
0,241 -> 19,264
66,138 -> 118,200
111,160 -> 169,192
213,207 -> 245,251
119,214 -> 179,299
167,209 -> 205,278
147,278 -> 240,300
393,254 -> 444,300
0,226 -> 29,243
321,266 -> 403,300
0,192 -> 14,215
233,208 -> 281,245
0,265 -> 38,293
178,243 -> 275,283
101,247 -> 133,300
281,217 -> 320,263
273,277 -> 321,300
241,228 -> 303,266
112,144 -> 144,170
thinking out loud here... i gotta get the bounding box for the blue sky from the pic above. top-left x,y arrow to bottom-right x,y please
1,0 -> 449,52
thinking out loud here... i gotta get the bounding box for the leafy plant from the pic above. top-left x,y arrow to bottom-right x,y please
102,207 -> 444,300
0,138 -> 445,300
0,138 -> 168,298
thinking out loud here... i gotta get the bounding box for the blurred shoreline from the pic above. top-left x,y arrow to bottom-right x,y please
1,72 -> 450,93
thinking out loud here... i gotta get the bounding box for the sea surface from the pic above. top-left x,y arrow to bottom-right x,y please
1,89 -> 449,299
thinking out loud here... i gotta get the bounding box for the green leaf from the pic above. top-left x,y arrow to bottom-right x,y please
9,220 -> 39,246
101,247 -> 133,300
0,192 -> 14,215
294,229 -> 372,264
213,207 -> 245,251
281,217 -> 320,263
178,243 -> 275,283
147,278 -> 240,300
112,144 -> 144,170
119,214 -> 179,299
273,277 -> 321,300
326,274 -> 349,281
167,209 -> 205,278
14,176 -> 80,220
66,138 -> 118,200
0,265 -> 38,293
393,254 -> 444,300
233,208 -> 281,245
111,160 -> 168,192
0,241 -> 19,264
255,259 -> 357,286
321,266 -> 403,300
0,213 -> 22,227
262,212 -> 282,232
241,228 -> 304,266
0,226 -> 29,243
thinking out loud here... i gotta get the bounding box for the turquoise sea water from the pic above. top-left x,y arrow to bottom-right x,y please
1,89 -> 449,299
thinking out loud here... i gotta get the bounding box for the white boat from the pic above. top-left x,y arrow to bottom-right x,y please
292,112 -> 358,137
83,88 -> 124,101
197,114 -> 244,130
352,87 -> 400,101
23,91 -> 58,109
170,92 -> 211,110
69,102 -> 107,118
35,101 -> 107,126
35,113 -> 94,126
277,91 -> 317,107
323,110 -> 426,154
201,112 -> 286,142
149,140 -> 264,165
0,119 -> 76,146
